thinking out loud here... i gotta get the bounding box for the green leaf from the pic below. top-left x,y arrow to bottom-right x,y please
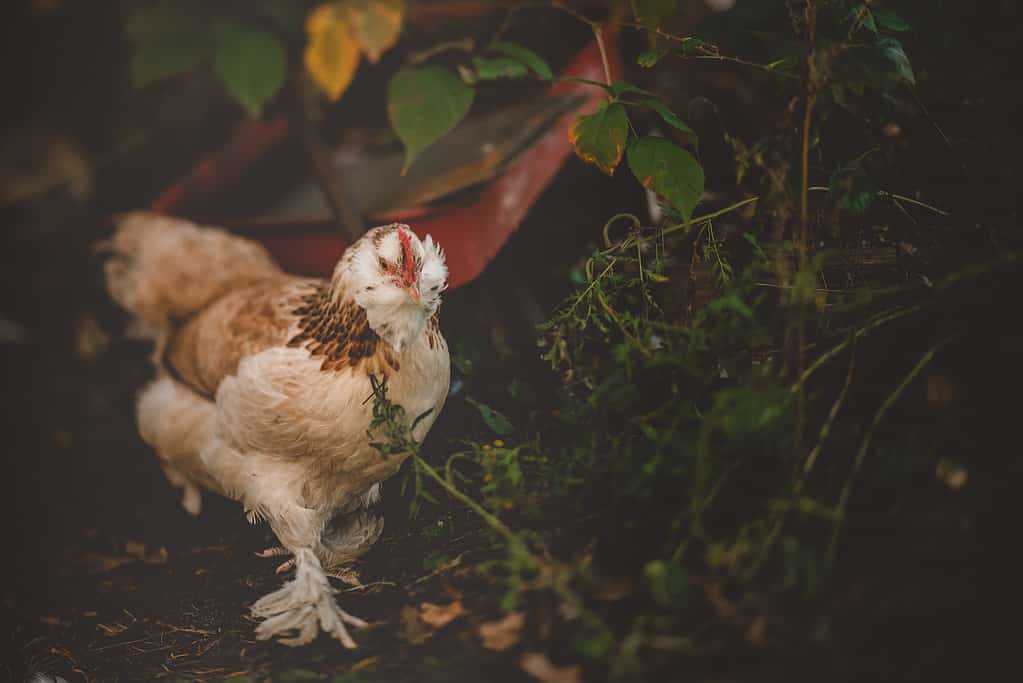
830,164 -> 878,215
388,65 -> 475,173
126,1 -> 215,87
486,41 -> 553,80
471,56 -> 528,81
878,37 -> 915,84
630,0 -> 677,28
215,23 -> 286,115
858,8 -> 878,35
642,99 -> 695,135
467,398 -> 514,435
873,8 -> 910,32
569,101 -> 630,176
637,45 -> 671,68
608,81 -> 657,98
644,559 -> 689,607
627,136 -> 704,220
679,36 -> 711,56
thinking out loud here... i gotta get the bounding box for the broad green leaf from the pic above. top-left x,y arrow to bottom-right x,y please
630,0 -> 677,28
215,23 -> 286,115
305,2 -> 361,101
467,398 -> 514,435
627,136 -> 704,220
471,56 -> 528,81
569,101 -> 629,176
878,37 -> 915,84
642,99 -> 694,135
487,41 -> 553,80
388,65 -> 475,172
874,8 -> 910,32
126,1 -> 214,87
343,0 -> 405,64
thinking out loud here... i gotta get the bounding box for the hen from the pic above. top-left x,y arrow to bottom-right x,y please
103,213 -> 450,647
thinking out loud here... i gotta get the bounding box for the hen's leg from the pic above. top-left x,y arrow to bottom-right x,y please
320,510 -> 384,583
256,509 -> 384,583
249,504 -> 368,648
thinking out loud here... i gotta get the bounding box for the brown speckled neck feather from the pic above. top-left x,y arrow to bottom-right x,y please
288,285 -> 400,373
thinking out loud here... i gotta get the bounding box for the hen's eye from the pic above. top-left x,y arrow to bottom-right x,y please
378,258 -> 391,271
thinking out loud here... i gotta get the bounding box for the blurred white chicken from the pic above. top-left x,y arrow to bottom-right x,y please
102,213 -> 450,647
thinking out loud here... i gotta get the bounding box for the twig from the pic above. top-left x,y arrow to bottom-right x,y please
908,86 -> 953,149
289,79 -> 364,244
802,335 -> 856,476
413,454 -> 535,564
795,0 -> 819,450
827,334 -> 958,562
410,37 -> 475,64
790,305 -> 921,395
551,1 -> 611,85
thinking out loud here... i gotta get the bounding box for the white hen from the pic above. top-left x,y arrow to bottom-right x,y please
103,213 -> 450,647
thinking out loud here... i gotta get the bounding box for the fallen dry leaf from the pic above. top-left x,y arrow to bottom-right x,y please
399,600 -> 465,644
68,543 -> 168,575
478,611 -> 525,652
520,652 -> 582,683
419,599 -> 465,628
350,656 -> 380,672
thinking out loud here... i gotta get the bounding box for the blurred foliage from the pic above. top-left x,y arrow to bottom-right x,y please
368,0 -> 1015,678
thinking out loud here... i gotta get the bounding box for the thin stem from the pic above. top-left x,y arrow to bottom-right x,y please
409,37 -> 476,64
550,1 -> 611,85
790,305 -> 921,395
803,335 -> 857,477
414,454 -> 535,564
828,334 -> 957,562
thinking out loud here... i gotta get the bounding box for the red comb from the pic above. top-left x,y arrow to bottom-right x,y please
397,227 -> 418,285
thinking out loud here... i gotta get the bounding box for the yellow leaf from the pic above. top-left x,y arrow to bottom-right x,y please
343,0 -> 404,64
305,2 -> 361,101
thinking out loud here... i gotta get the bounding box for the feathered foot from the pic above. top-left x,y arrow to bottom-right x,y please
251,548 -> 367,648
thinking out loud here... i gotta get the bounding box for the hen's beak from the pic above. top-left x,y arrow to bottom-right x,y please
407,284 -> 420,304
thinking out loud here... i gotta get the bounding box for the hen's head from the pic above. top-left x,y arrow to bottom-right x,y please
337,223 -> 447,353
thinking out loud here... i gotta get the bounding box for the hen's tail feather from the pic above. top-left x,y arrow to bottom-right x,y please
101,212 -> 282,340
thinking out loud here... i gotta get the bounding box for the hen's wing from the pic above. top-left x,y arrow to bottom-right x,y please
163,278 -> 305,398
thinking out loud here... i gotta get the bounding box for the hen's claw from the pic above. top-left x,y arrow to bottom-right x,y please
252,548 -> 367,648
256,546 -> 297,574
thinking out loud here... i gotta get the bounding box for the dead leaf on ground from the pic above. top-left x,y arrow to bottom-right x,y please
350,656 -> 380,672
67,542 -> 168,575
126,541 -> 169,565
478,611 -> 525,651
419,599 -> 465,627
520,652 -> 582,683
399,600 -> 465,644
